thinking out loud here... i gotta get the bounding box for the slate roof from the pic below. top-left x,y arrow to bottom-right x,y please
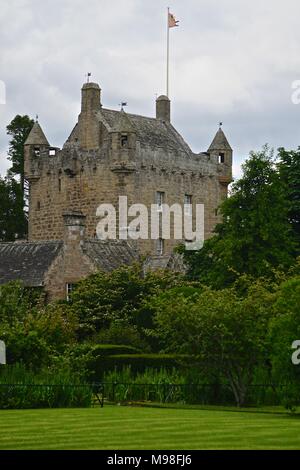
99,108 -> 192,154
83,240 -> 139,271
0,241 -> 63,286
0,239 -> 139,287
24,122 -> 50,146
208,128 -> 232,151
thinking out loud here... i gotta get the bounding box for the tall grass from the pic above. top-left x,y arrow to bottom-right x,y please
0,364 -> 93,409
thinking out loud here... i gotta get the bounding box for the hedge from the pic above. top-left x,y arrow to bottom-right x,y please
88,354 -> 191,378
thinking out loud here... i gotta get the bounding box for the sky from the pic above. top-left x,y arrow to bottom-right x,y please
1,0 -> 300,178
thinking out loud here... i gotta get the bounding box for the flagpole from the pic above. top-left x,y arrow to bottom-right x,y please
166,7 -> 170,98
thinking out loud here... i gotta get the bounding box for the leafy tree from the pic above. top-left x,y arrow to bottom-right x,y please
68,264 -> 184,341
278,147 -> 300,253
0,176 -> 28,240
183,146 -> 296,288
152,279 -> 275,406
0,282 -> 77,369
269,275 -> 300,411
6,115 -> 34,196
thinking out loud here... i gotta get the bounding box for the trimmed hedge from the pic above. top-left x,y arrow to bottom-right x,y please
89,354 -> 191,378
91,344 -> 141,357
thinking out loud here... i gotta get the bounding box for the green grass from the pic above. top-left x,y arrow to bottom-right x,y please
1,405 -> 300,450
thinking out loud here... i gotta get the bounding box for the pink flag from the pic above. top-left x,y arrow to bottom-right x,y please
168,12 -> 179,28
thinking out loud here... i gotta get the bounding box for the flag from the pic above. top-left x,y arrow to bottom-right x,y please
168,12 -> 179,28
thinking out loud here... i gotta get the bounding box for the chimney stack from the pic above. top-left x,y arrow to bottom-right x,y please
63,210 -> 86,247
156,95 -> 171,122
78,82 -> 101,150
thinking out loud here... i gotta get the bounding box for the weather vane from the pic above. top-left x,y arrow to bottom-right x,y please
119,102 -> 128,110
86,72 -> 91,83
219,122 -> 223,128
36,114 -> 39,122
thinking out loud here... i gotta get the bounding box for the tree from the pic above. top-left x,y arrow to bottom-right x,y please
67,263 -> 184,341
269,275 -> 300,411
152,279 -> 275,406
0,281 -> 77,370
278,147 -> 300,253
0,176 -> 28,240
183,146 -> 296,288
6,115 -> 34,197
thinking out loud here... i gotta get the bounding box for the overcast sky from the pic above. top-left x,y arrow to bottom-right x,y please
1,0 -> 300,178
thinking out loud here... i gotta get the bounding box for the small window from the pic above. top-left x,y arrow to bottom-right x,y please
156,191 -> 165,211
121,134 -> 128,147
156,238 -> 164,256
34,147 -> 40,157
184,194 -> 192,215
219,152 -> 225,164
49,149 -> 56,156
66,283 -> 74,302
58,179 -> 61,192
37,201 -> 41,211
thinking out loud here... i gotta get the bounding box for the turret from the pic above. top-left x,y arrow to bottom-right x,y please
78,82 -> 101,150
208,126 -> 233,186
156,95 -> 170,122
24,120 -> 50,180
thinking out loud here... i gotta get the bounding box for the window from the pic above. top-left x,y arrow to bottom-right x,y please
34,147 -> 40,157
184,194 -> 192,215
37,201 -> 41,211
156,191 -> 165,211
219,152 -> 225,164
66,283 -> 74,302
58,179 -> 61,192
49,149 -> 56,156
156,238 -> 164,255
121,134 -> 128,147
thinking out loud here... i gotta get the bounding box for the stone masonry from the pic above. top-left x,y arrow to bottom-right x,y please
24,81 -> 233,258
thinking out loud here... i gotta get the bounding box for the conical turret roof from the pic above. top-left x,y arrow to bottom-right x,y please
208,127 -> 232,151
24,121 -> 49,146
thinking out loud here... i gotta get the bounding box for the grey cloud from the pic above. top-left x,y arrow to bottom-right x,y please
1,0 -> 300,179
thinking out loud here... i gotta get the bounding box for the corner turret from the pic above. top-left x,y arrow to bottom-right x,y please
208,125 -> 233,185
24,119 -> 50,180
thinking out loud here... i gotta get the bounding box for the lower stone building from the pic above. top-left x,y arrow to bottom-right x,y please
0,211 -> 184,300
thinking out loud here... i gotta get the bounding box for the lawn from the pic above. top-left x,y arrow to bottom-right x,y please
0,405 -> 300,450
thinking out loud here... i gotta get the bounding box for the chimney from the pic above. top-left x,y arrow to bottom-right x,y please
63,210 -> 86,247
156,95 -> 170,122
78,82 -> 101,150
81,82 -> 101,113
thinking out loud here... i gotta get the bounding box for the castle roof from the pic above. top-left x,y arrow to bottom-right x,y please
24,122 -> 49,146
208,128 -> 232,151
0,239 -> 138,288
99,108 -> 191,154
83,240 -> 138,271
0,241 -> 63,286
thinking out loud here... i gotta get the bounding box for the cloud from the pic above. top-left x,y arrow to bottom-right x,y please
1,0 -> 300,179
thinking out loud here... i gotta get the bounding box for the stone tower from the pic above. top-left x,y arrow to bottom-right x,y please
24,81 -> 233,258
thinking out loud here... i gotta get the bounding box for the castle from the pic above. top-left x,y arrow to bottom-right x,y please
0,81 -> 232,299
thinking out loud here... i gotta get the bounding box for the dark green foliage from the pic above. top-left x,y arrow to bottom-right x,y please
183,146 -> 296,288
278,147 -> 300,252
0,282 -> 77,370
269,276 -> 300,411
0,177 -> 28,241
6,115 -> 34,195
69,263 -> 184,341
